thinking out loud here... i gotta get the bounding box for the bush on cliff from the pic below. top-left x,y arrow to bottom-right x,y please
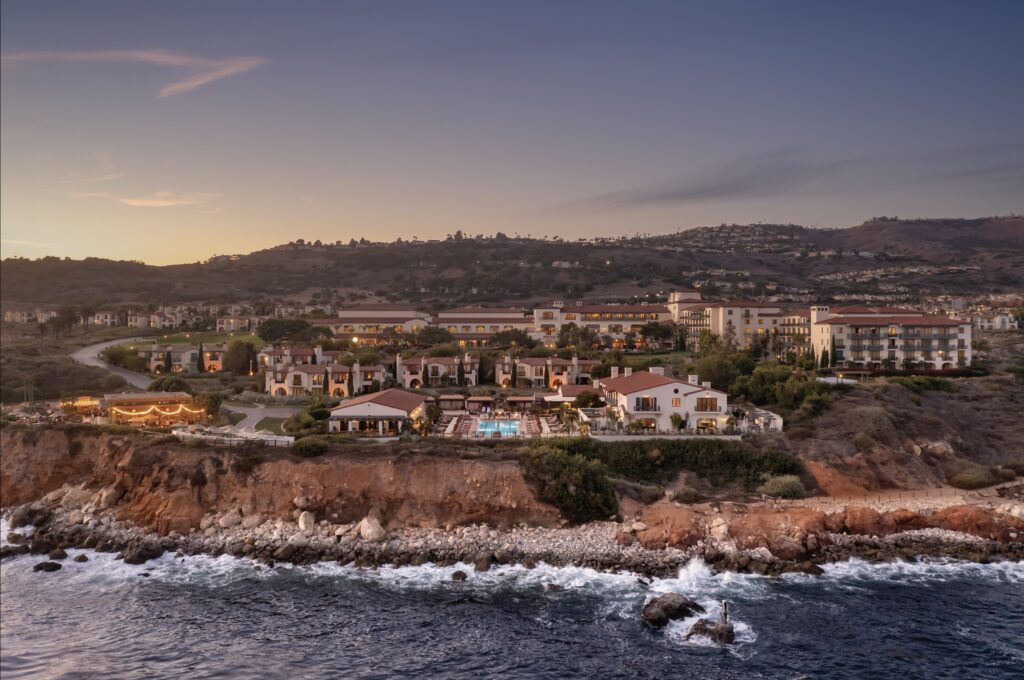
948,466 -> 998,490
291,436 -> 328,458
535,437 -> 803,490
757,475 -> 806,499
521,446 -> 619,524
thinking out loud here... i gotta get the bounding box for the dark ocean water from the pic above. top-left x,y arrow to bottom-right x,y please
2,520 -> 1023,680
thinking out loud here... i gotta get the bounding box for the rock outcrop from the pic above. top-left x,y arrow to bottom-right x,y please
642,593 -> 705,627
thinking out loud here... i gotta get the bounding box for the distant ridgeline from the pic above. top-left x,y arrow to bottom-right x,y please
1,217 -> 1021,305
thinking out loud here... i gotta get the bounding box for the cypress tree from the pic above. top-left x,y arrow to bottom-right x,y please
196,343 -> 205,373
820,349 -> 830,369
347,368 -> 355,397
543,364 -> 550,388
163,351 -> 173,374
829,336 -> 837,367
457,357 -> 466,387
323,367 -> 331,397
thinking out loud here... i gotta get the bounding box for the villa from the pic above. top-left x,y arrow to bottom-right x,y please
136,345 -> 227,373
328,388 -> 426,435
264,361 -> 389,397
395,353 -> 479,388
599,369 -> 731,433
495,354 -> 600,388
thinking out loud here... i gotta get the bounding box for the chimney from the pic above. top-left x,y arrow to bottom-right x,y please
650,366 -> 665,376
624,367 -> 633,377
702,381 -> 711,388
314,346 -> 323,358
610,366 -> 619,379
688,374 -> 699,384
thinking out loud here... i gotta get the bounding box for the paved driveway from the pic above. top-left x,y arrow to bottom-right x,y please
69,336 -> 152,390
222,402 -> 299,432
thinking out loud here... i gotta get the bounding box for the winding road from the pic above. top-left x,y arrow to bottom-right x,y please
69,336 -> 299,431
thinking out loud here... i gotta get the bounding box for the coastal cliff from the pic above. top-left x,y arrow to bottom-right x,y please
2,426 -> 1023,575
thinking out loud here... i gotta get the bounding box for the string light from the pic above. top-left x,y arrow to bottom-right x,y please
110,404 -> 205,416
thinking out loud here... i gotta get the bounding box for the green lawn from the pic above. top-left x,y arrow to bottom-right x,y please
123,331 -> 265,350
254,416 -> 286,434
225,411 -> 247,426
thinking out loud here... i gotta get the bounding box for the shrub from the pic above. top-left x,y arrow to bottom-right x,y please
671,486 -> 703,504
148,376 -> 194,395
184,437 -> 207,449
994,466 -> 1018,482
292,437 -> 328,458
889,376 -> 955,393
852,431 -> 876,452
534,437 -> 803,490
758,475 -> 806,499
520,446 -> 619,524
948,466 -> 996,490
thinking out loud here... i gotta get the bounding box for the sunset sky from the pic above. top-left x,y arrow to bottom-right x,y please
2,1 -> 1022,265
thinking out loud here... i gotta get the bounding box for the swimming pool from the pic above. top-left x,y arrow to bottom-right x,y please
476,419 -> 520,437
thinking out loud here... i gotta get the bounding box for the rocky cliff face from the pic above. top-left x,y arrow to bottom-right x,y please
0,428 -> 561,534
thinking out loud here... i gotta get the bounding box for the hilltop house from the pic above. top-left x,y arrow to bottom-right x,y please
264,362 -> 389,397
136,345 -> 227,373
599,370 -> 731,433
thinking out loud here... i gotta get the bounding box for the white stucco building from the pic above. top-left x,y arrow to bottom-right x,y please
598,370 -> 731,433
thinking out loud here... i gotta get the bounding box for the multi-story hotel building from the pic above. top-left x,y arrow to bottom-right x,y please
531,302 -> 672,348
810,305 -> 972,369
433,306 -> 533,348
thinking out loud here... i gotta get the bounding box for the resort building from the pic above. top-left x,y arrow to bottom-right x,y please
969,313 -> 1019,331
2,305 -> 57,324
495,355 -> 601,388
264,362 -> 389,397
87,310 -> 122,326
810,305 -> 973,369
216,316 -> 258,332
127,312 -> 151,328
101,392 -> 205,426
328,389 -> 426,435
675,301 -> 789,350
434,306 -> 534,347
136,345 -> 227,373
531,302 -> 672,347
395,353 -> 479,388
599,370 -> 731,433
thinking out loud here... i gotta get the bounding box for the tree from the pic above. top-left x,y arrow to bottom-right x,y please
670,412 -> 685,431
829,336 -> 837,368
347,368 -> 355,396
697,330 -> 720,355
722,321 -> 738,352
543,364 -> 550,388
257,319 -> 312,343
196,343 -> 206,373
605,406 -> 622,432
819,349 -> 830,369
572,390 -> 603,408
639,322 -> 673,348
695,354 -> 740,390
557,323 -> 597,350
163,351 -> 173,374
415,326 -> 455,347
323,367 -> 331,397
223,340 -> 257,375
147,375 -> 193,394
456,357 -> 466,386
488,328 -> 537,349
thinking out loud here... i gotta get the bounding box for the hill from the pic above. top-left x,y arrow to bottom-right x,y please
1,216 -> 1021,306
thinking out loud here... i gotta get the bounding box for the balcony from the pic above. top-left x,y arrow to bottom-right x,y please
633,403 -> 660,412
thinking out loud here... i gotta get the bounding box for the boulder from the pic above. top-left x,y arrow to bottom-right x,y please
242,514 -> 264,530
358,516 -> 386,542
641,593 -> 705,628
1,545 -> 30,560
451,570 -> 468,582
48,548 -> 68,560
6,532 -> 27,545
33,561 -> 62,573
73,554 -> 90,563
123,541 -> 164,565
685,601 -> 735,644
298,511 -> 316,532
293,496 -> 312,510
473,553 -> 493,572
218,510 -> 243,529
60,487 -> 94,510
96,485 -> 124,510
9,506 -> 50,529
615,531 -> 634,547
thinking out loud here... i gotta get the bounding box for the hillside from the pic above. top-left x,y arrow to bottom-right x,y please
2,216 -> 1021,306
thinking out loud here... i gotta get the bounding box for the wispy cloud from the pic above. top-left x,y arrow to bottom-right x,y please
2,49 -> 266,97
559,150 -> 853,213
70,191 -> 113,200
119,191 -> 219,207
1,239 -> 51,248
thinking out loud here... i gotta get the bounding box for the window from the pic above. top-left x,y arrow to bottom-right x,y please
671,398 -> 681,407
696,397 -> 717,412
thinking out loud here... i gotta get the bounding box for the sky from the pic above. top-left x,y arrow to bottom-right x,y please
2,0 -> 1022,265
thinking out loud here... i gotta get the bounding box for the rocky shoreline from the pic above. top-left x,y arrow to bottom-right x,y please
4,490 -> 1023,578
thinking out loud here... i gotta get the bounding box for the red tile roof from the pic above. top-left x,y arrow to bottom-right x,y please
572,304 -> 670,314
599,371 -> 727,396
332,388 -> 426,413
815,315 -> 964,326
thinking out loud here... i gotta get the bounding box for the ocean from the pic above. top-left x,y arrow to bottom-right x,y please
2,520 -> 1022,679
